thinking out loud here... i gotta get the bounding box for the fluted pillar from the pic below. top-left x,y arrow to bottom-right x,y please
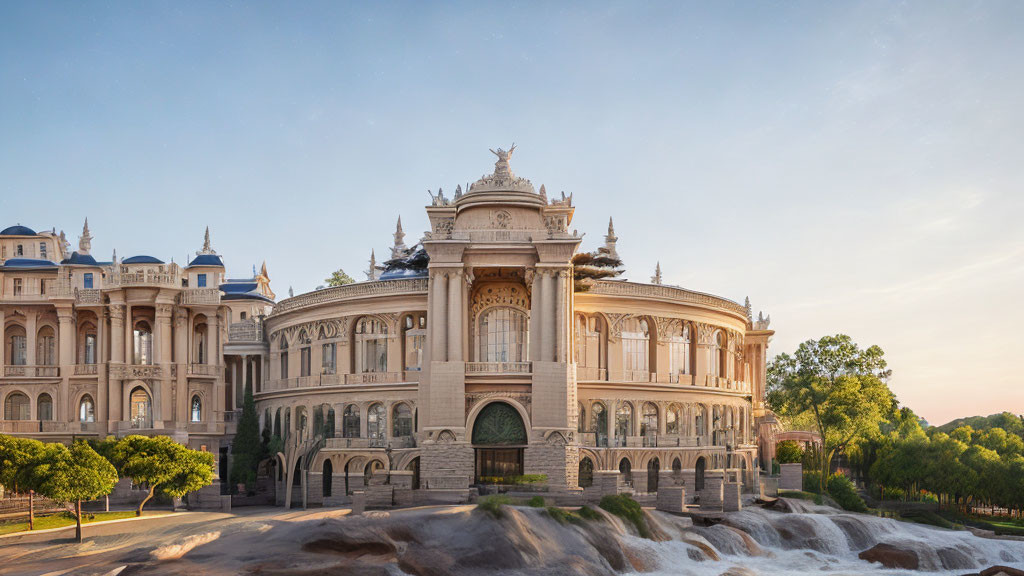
529,270 -> 541,362
25,311 -> 37,367
431,271 -> 448,362
447,269 -> 463,361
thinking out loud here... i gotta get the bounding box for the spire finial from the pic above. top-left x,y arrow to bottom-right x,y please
78,218 -> 93,255
198,226 -> 216,255
651,262 -> 662,285
392,216 -> 407,259
744,297 -> 753,322
602,217 -> 619,259
366,249 -> 379,281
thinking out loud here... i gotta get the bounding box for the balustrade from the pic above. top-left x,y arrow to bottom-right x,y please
74,364 -> 99,376
179,287 -> 221,306
465,362 -> 532,375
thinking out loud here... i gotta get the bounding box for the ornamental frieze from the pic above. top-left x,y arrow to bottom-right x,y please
110,364 -> 162,380
465,391 -> 532,419
470,283 -> 529,317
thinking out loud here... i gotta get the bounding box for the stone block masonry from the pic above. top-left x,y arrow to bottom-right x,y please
656,486 -> 686,513
723,481 -> 742,511
780,463 -> 802,491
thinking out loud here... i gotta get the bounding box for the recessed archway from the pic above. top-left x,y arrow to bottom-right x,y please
470,401 -> 527,483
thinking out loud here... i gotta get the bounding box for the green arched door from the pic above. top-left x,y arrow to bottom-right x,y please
472,402 -> 527,483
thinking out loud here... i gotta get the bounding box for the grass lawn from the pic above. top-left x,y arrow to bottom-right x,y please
0,510 -> 163,536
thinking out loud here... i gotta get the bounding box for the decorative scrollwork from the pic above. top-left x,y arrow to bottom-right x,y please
471,402 -> 527,445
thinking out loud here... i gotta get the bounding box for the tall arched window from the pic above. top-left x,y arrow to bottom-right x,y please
640,402 -> 658,437
191,395 -> 202,422
666,404 -> 680,435
37,326 -> 56,366
579,457 -> 594,488
298,330 -> 312,377
393,403 -> 413,437
616,402 -> 633,443
668,323 -> 691,377
79,395 -> 95,422
83,330 -> 97,364
4,392 -> 30,420
621,317 -> 649,381
711,330 -> 726,378
274,407 -> 282,438
279,337 -> 289,379
577,401 -> 585,433
130,387 -> 152,428
367,403 -> 386,446
696,404 -> 707,437
477,307 -> 528,362
575,315 -> 606,379
403,314 -> 426,371
194,322 -> 207,365
37,393 -> 53,420
355,318 -> 388,373
591,402 -> 607,446
8,326 -> 27,365
343,405 -> 360,438
320,327 -> 336,375
134,322 -> 153,365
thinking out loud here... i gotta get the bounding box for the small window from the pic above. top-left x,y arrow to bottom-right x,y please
40,279 -> 47,295
83,273 -> 94,289
16,244 -> 23,256
79,395 -> 96,422
39,243 -> 47,259
13,278 -> 22,296
240,311 -> 247,320
191,396 -> 202,422
197,274 -> 207,288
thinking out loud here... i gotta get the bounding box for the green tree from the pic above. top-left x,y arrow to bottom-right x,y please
0,435 -> 46,494
775,440 -> 804,464
111,435 -> 215,515
31,441 -> 117,542
231,384 -> 263,491
767,334 -> 896,494
325,269 -> 355,287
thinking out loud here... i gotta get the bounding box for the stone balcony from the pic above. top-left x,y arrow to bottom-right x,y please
465,361 -> 532,376
178,287 -> 221,306
73,364 -> 99,376
107,268 -> 182,288
577,366 -> 607,381
228,318 -> 264,343
3,365 -> 60,378
0,420 -> 99,434
2,292 -> 51,303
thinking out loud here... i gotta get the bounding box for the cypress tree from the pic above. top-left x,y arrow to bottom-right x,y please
231,384 -> 261,491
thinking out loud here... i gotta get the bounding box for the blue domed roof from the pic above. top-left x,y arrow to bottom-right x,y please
122,255 -> 164,264
187,254 -> 224,268
62,252 -> 99,266
0,225 -> 37,236
0,258 -> 58,270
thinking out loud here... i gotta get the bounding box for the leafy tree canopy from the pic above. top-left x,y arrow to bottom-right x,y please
325,269 -> 355,287
111,435 -> 215,515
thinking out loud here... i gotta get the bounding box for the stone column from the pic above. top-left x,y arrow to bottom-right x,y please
109,305 -> 125,425
431,271 -> 448,362
230,360 -> 238,412
97,308 -> 108,421
606,398 -> 616,446
555,269 -> 567,363
174,308 -> 189,423
528,269 -> 541,362
539,270 -> 553,362
210,311 -> 223,421
0,308 -> 5,374
26,311 -> 37,367
447,269 -> 462,361
57,308 -> 74,421
124,305 -> 133,364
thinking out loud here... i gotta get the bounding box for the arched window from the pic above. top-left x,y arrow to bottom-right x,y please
83,331 -> 97,364
392,403 -> 413,437
621,317 -> 649,380
616,402 -> 633,443
364,460 -> 384,486
194,322 -> 207,365
711,331 -> 726,378
666,404 -> 680,435
579,457 -> 594,488
274,407 -> 282,438
619,458 -> 633,487
577,401 -> 585,433
79,395 -> 95,422
8,326 -> 27,366
696,405 -> 707,437
298,330 -> 312,377
668,323 -> 691,377
320,327 -> 336,375
323,459 -> 333,498
37,393 -> 53,421
355,317 -> 388,373
134,322 -> 153,365
403,314 -> 426,371
325,406 -> 336,438
130,387 -> 152,428
575,315 -> 606,379
37,326 -> 56,366
279,337 -> 289,379
477,307 -> 528,362
4,392 -> 30,420
368,403 -> 387,446
648,457 -> 660,492
640,402 -> 658,437
343,405 -> 360,438
191,395 -> 202,422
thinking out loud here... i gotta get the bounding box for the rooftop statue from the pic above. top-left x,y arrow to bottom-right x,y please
489,143 -> 516,163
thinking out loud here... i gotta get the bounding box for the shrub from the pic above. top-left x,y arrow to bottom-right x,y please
827,474 -> 867,512
771,459 -> 781,475
599,494 -> 650,539
802,470 -> 821,493
477,474 -> 548,485
477,495 -> 513,518
526,496 -> 546,507
545,506 -> 577,524
775,440 -> 804,464
577,505 -> 603,521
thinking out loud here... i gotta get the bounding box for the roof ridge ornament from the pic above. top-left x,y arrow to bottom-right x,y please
392,216 -> 408,258
469,145 -> 535,194
198,226 -> 217,255
79,218 -> 93,255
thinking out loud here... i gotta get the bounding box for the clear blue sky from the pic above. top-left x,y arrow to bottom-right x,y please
2,1 -> 1022,425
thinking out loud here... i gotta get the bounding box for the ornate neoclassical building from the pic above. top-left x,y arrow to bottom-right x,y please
0,148 -> 775,506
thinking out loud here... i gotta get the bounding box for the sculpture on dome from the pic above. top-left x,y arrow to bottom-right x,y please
489,143 -> 516,163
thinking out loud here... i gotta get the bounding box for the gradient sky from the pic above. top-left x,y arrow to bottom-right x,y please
2,1 -> 1021,426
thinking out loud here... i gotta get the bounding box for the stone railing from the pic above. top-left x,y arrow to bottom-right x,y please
703,374 -> 751,393
623,369 -> 652,383
106,265 -> 181,288
2,292 -> 50,302
3,365 -> 59,377
228,318 -> 264,342
345,372 -> 402,385
587,281 -> 748,317
109,364 -> 163,379
75,288 -> 103,305
449,229 -> 537,243
3,366 -> 28,377
0,421 -> 42,433
576,366 -> 607,381
465,362 -> 532,375
272,278 -> 429,315
35,366 -> 59,377
74,364 -> 99,376
178,288 -> 221,306
186,364 -> 220,377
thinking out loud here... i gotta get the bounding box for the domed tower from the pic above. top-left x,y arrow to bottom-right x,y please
419,146 -> 582,491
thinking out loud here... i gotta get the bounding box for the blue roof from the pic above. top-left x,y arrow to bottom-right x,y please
223,292 -> 274,303
379,268 -> 428,280
187,254 -> 224,268
122,255 -> 164,264
1,258 -> 58,269
220,282 -> 258,294
62,252 -> 99,266
1,225 -> 37,236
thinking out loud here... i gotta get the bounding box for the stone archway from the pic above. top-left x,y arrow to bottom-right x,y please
648,457 -> 660,493
695,456 -> 707,492
471,401 -> 527,482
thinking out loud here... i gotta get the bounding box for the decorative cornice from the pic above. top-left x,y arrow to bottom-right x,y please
271,278 -> 428,316
586,280 -> 747,318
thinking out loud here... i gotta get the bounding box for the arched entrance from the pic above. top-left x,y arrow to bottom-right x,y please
407,457 -> 420,490
323,459 -> 333,498
695,456 -> 706,492
619,458 -> 632,487
579,457 -> 594,488
471,402 -> 527,482
648,457 -> 660,492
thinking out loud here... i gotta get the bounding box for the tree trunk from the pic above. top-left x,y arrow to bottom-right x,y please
29,490 -> 34,530
75,500 -> 83,543
138,485 -> 156,516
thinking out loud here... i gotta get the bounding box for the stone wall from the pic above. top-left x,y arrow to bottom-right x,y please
780,463 -> 802,491
421,441 -> 473,489
700,471 -> 724,510
656,485 -> 686,513
723,481 -> 742,511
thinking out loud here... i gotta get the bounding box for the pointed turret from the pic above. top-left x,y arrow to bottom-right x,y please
745,297 -> 753,323
112,248 -> 117,265
539,184 -> 548,202
79,218 -> 93,255
365,250 -> 379,281
651,262 -> 662,285
603,217 -> 619,259
198,226 -> 216,255
391,216 -> 407,259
